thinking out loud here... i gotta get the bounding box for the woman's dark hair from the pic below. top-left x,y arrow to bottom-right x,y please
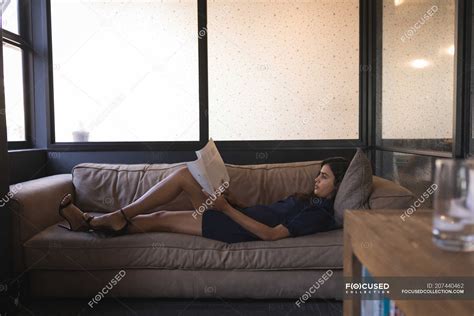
291,157 -> 350,203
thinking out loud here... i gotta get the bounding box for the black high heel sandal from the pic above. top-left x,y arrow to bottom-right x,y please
58,193 -> 90,232
84,209 -> 132,237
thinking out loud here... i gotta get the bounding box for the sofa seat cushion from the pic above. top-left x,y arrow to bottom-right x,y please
24,213 -> 343,271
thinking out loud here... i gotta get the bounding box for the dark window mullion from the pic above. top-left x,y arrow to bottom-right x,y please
453,0 -> 471,158
20,0 -> 34,148
198,0 -> 208,149
2,30 -> 32,51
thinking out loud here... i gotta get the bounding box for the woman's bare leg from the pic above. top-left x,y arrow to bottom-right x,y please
126,210 -> 202,236
83,166 -> 209,231
122,166 -> 208,217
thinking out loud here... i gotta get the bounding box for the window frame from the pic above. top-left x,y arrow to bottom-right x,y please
458,0 -> 473,158
3,0 -> 34,150
45,0 -> 366,152
374,0 -> 471,159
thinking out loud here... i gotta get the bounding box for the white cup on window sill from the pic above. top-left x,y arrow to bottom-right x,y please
72,130 -> 89,142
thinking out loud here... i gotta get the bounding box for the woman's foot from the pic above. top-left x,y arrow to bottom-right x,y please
85,209 -> 130,232
58,194 -> 90,232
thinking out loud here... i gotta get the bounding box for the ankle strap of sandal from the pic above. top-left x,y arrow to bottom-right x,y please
120,209 -> 132,223
83,212 -> 94,224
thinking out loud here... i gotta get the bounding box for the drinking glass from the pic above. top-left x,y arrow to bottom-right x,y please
432,159 -> 474,252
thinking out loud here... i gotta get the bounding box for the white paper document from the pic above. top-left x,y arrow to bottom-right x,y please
186,138 -> 230,195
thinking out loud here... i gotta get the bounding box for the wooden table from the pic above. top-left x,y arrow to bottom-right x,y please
343,209 -> 474,316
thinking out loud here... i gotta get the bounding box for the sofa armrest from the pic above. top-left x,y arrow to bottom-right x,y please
9,174 -> 74,274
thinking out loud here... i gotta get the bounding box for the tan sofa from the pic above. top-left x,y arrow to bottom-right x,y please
10,160 -> 415,299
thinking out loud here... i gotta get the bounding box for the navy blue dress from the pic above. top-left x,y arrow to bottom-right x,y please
201,195 -> 338,243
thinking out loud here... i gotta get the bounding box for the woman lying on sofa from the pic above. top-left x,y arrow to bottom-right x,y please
58,157 -> 349,243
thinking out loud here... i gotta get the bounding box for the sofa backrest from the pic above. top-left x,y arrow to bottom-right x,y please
72,161 -> 415,213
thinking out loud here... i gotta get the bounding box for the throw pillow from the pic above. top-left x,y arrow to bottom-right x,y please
334,148 -> 373,227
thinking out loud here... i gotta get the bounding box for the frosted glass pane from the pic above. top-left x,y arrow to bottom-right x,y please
3,43 -> 26,142
51,0 -> 199,142
382,0 -> 455,139
1,0 -> 19,34
208,0 -> 360,141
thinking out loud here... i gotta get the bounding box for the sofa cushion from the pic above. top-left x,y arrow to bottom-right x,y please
334,149 -> 373,226
23,214 -> 344,271
226,161 -> 323,206
72,161 -> 324,213
369,176 -> 415,209
72,162 -> 192,213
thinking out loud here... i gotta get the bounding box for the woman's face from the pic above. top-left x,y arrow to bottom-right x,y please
313,164 -> 337,199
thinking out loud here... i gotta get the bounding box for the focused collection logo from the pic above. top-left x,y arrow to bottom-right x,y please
345,282 -> 390,294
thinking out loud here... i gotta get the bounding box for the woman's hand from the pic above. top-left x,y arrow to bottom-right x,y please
202,189 -> 230,211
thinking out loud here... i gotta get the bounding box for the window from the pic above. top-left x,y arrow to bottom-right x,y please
378,0 -> 456,153
208,0 -> 360,141
2,0 -> 27,143
50,0 -> 199,142
3,43 -> 26,141
2,0 -> 19,34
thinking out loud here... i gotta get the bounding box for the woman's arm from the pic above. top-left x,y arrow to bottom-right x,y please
203,189 -> 290,241
221,204 -> 290,241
